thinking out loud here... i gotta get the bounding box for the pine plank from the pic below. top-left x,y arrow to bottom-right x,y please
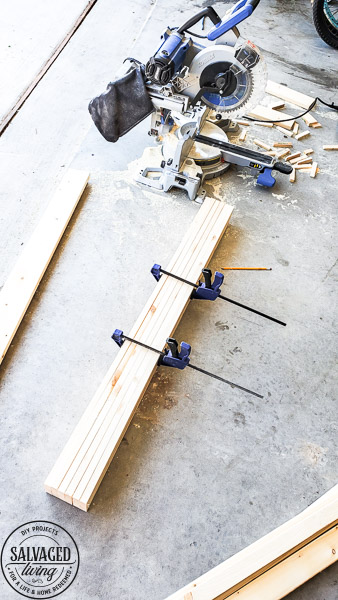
0,0 -> 97,132
0,169 -> 89,364
247,106 -> 295,130
266,81 -> 315,110
164,484 -> 338,600
45,198 -> 233,510
223,526 -> 338,600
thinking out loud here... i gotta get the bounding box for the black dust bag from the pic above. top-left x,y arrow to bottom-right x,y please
88,65 -> 154,143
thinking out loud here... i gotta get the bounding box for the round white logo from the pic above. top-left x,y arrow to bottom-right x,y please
1,520 -> 79,598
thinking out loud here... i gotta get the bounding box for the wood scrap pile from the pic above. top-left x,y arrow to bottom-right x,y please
234,79 -> 338,185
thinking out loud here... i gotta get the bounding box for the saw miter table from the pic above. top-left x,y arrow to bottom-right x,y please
89,0 -> 292,201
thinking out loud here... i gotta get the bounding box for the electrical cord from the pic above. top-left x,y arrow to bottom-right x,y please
246,97 -> 338,123
185,29 -> 207,38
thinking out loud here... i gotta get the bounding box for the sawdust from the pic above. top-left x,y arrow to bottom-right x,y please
300,442 -> 328,466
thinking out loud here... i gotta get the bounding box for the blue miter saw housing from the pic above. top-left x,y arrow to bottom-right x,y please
89,0 -> 292,199
145,1 -> 260,89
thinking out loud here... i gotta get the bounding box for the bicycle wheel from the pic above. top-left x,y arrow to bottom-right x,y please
313,0 -> 338,48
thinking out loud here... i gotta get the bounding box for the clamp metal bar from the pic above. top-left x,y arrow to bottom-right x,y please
112,330 -> 263,399
153,266 -> 286,326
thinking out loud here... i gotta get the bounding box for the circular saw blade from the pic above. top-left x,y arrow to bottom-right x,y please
180,43 -> 266,117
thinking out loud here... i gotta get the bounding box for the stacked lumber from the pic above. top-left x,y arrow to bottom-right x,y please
163,484 -> 338,600
45,197 -> 233,511
0,169 -> 89,364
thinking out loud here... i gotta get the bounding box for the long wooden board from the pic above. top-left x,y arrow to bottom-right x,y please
163,484 -> 338,600
45,198 -> 233,511
224,526 -> 338,600
0,169 -> 89,364
0,0 -> 98,134
247,105 -> 295,130
266,80 -> 315,110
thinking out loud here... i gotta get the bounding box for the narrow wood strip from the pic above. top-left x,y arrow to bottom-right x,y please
273,143 -> 293,148
59,201 -> 223,502
286,152 -> 301,162
310,162 -> 318,178
275,127 -> 294,138
254,139 -> 271,151
277,150 -> 290,159
301,113 -> 318,126
266,81 -> 315,110
295,131 -> 310,141
0,169 -> 89,365
248,106 -> 295,130
0,1 -> 98,135
45,198 -> 216,496
269,100 -> 285,110
221,526 -> 338,600
239,130 -> 246,142
163,485 -> 338,600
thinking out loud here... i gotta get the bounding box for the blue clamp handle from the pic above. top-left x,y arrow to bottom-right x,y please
160,338 -> 191,370
207,0 -> 259,41
151,263 -> 162,281
256,168 -> 276,188
112,329 -> 125,347
192,268 -> 224,301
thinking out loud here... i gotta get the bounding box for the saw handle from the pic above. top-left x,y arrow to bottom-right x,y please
273,162 -> 293,175
207,0 -> 260,41
177,7 -> 221,34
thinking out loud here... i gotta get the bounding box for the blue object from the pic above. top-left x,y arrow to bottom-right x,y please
112,329 -> 124,347
207,0 -> 255,41
151,264 -> 162,281
256,168 -> 276,188
155,30 -> 190,74
160,338 -> 191,370
192,269 -> 224,301
202,68 -> 250,110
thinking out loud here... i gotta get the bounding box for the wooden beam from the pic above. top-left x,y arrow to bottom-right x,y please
223,526 -> 338,600
247,106 -> 295,130
0,169 -> 89,365
163,484 -> 338,600
0,1 -> 98,135
266,80 -> 315,110
45,198 -> 233,511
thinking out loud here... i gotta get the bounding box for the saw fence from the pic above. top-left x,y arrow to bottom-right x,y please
45,197 -> 233,510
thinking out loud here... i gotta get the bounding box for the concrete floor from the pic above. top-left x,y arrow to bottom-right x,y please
0,1 -> 337,599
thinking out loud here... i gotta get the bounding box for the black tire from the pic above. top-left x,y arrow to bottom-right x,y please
313,0 -> 338,48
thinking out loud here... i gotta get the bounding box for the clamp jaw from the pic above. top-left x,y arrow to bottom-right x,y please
151,264 -> 162,281
159,338 -> 191,370
191,268 -> 224,301
112,329 -> 125,347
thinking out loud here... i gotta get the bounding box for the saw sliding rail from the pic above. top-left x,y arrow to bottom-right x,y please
195,133 -> 292,186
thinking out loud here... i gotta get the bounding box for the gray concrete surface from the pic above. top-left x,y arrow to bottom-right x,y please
0,0 -> 337,599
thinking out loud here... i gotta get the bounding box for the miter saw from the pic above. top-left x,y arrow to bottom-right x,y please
89,0 -> 292,201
